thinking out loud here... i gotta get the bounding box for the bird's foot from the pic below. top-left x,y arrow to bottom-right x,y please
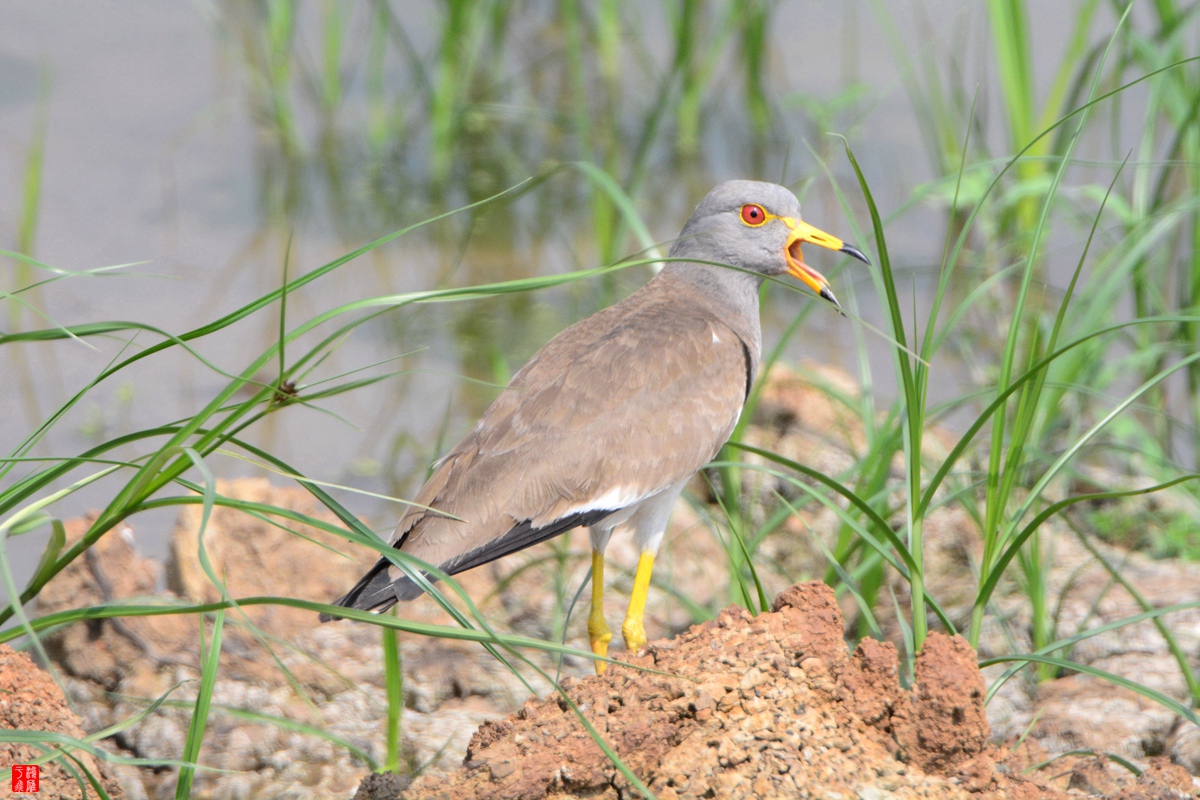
622,616 -> 647,654
589,614 -> 612,674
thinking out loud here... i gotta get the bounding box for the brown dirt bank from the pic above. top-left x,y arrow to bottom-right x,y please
359,583 -> 1192,799
0,643 -> 127,799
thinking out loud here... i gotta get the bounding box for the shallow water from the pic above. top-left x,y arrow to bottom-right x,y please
0,0 -> 1154,605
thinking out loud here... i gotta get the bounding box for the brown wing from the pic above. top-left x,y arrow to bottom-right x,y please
325,275 -> 751,614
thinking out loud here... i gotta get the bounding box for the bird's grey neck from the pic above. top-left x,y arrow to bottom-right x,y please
658,256 -> 763,366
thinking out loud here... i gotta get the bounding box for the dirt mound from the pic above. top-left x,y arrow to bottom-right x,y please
738,365 -> 1200,775
0,644 -> 127,799
377,583 -> 1063,800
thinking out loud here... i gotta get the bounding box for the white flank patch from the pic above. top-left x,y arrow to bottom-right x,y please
712,330 -> 722,344
567,485 -> 647,515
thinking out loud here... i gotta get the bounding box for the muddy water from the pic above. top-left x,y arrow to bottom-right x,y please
0,1 -> 1131,605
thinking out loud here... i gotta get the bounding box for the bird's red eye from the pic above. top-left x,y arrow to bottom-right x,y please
740,203 -> 767,226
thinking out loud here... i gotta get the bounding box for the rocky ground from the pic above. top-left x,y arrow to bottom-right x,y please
4,364 -> 1199,798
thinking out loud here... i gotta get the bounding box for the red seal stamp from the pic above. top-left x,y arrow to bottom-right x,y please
11,764 -> 40,793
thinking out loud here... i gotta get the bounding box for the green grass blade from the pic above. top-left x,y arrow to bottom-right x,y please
976,476 -> 1200,608
382,620 -> 404,773
175,610 -> 224,800
841,139 -> 927,647
979,652 -> 1199,727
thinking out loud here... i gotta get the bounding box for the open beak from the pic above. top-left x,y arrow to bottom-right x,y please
782,218 -> 871,308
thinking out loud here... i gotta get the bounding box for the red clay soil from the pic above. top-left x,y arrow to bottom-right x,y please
0,644 -> 127,799
360,583 -> 1192,800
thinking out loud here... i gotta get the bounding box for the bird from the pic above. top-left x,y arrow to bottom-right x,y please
321,180 -> 870,673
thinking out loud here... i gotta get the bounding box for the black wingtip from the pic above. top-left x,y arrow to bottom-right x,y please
840,243 -> 871,266
318,597 -> 399,622
319,557 -> 404,622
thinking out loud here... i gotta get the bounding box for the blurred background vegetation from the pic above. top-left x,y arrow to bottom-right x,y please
2,0 -> 1200,793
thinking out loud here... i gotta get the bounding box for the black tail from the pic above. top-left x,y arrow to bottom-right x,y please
319,508 -> 612,622
319,557 -> 403,622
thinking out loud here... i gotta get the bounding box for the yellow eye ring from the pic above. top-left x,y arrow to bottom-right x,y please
740,203 -> 768,227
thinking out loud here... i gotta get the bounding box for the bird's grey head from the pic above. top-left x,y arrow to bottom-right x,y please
668,179 -> 870,307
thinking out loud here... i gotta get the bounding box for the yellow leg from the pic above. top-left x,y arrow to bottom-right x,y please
588,549 -> 612,674
622,551 -> 655,653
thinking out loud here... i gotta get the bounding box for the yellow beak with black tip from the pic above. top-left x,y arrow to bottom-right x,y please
782,218 -> 871,307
